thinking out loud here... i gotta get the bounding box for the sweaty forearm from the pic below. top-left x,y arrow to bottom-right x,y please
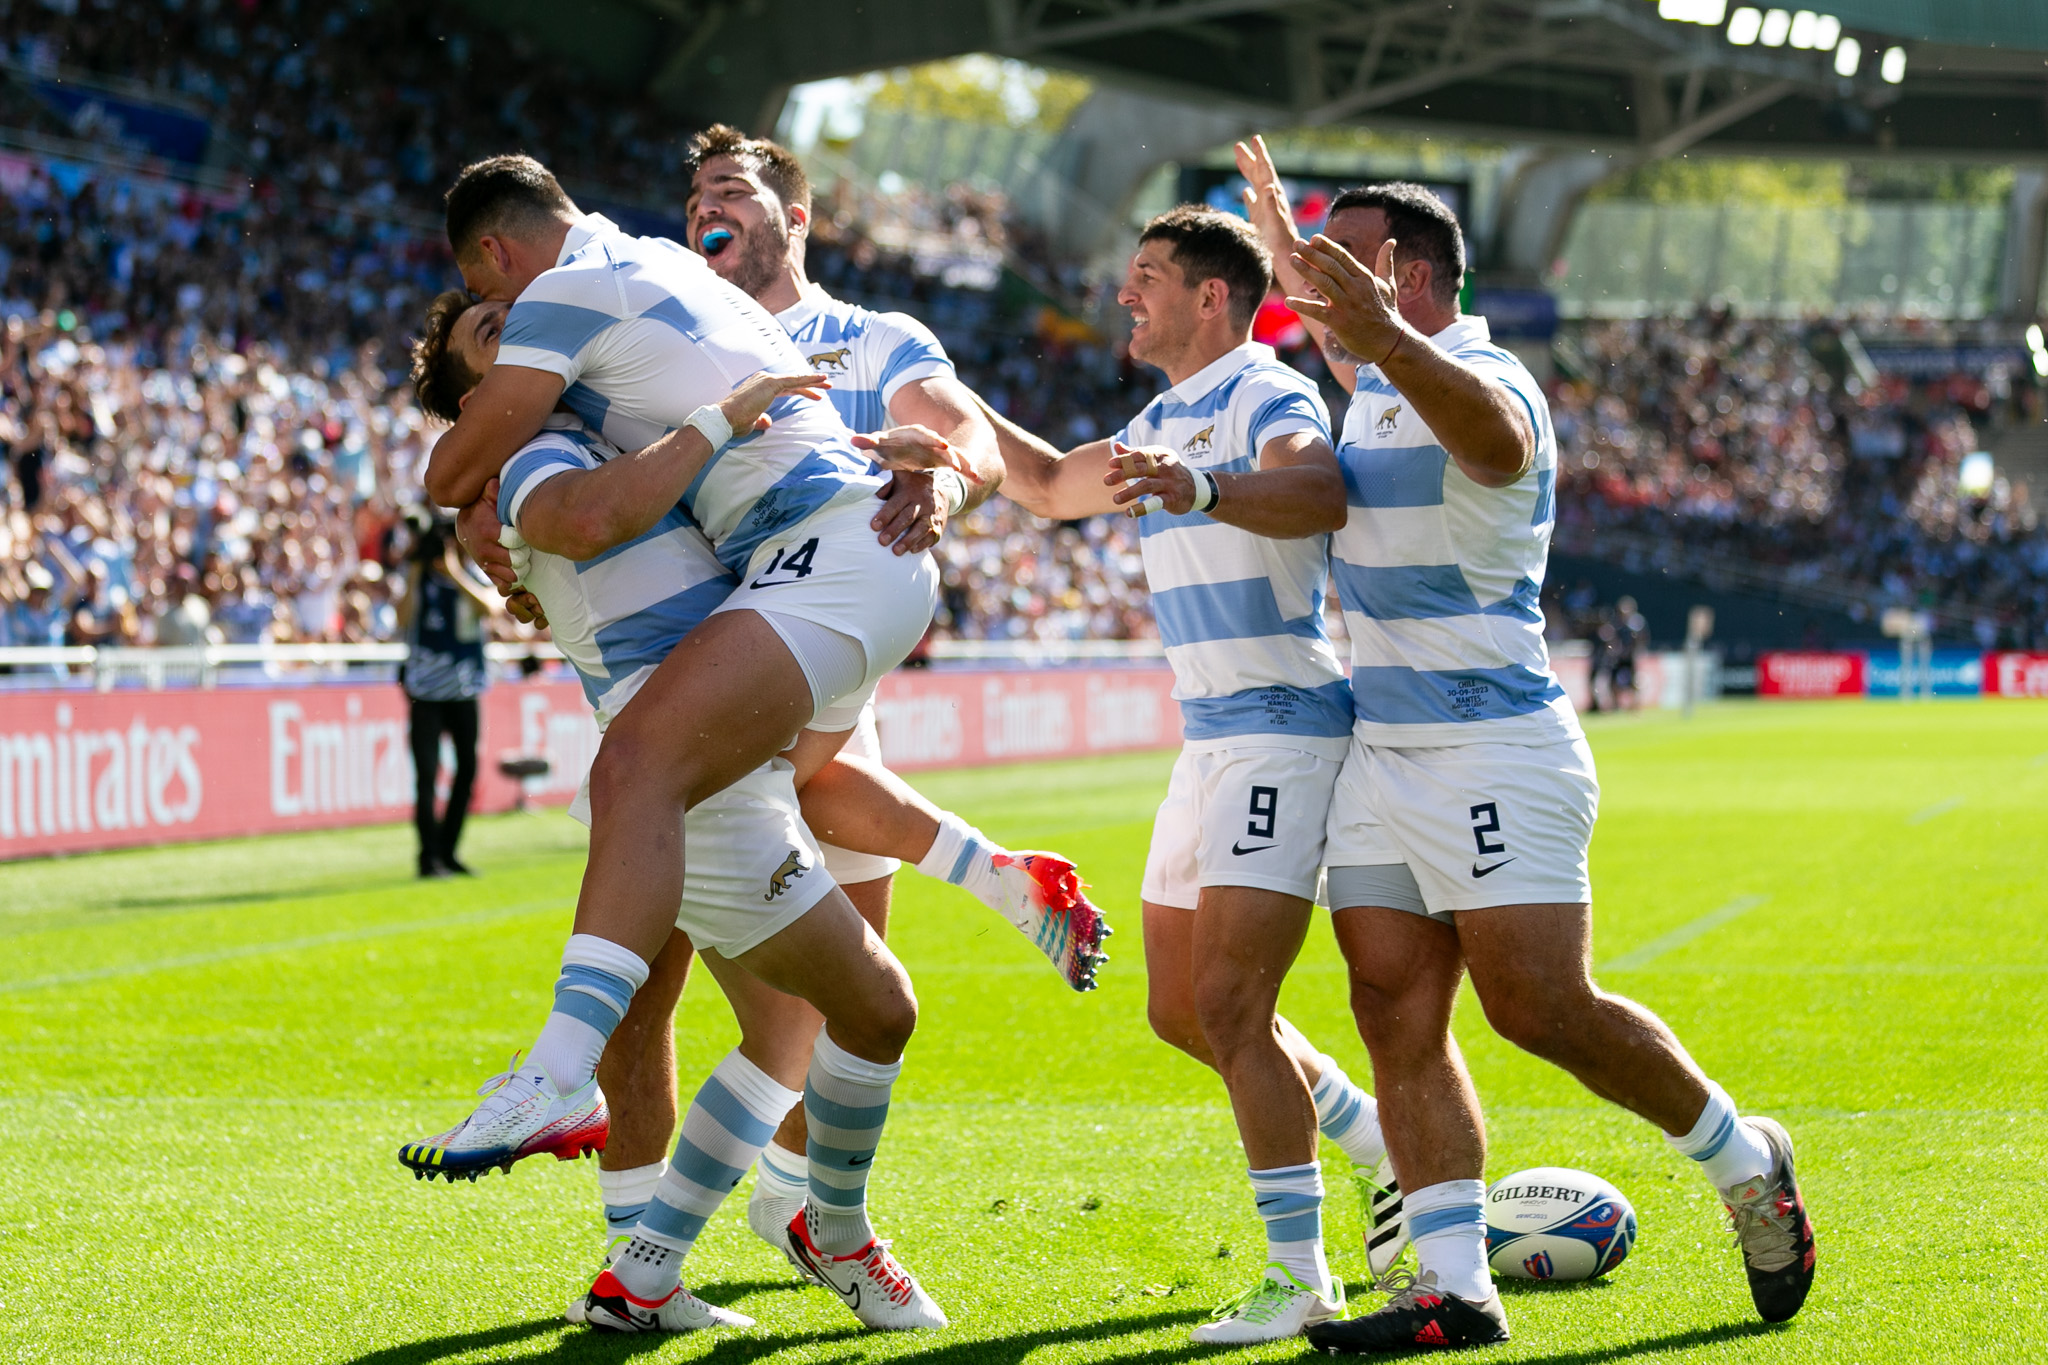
519,428 -> 715,560
1209,464 -> 1348,538
1379,337 -> 1532,487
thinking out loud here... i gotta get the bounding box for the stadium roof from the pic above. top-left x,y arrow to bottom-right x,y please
475,0 -> 2048,159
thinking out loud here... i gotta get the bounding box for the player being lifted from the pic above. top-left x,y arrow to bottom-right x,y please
1235,137 -> 1816,1351
968,207 -> 1405,1344
678,121 -> 1106,1262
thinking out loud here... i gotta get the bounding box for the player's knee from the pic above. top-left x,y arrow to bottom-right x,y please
1146,994 -> 1203,1056
1477,980 -> 1587,1059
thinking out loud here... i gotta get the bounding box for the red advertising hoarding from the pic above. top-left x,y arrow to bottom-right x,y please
1983,651 -> 2048,698
1756,651 -> 1866,698
0,666 -> 1182,860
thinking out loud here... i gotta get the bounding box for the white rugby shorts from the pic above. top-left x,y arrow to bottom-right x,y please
569,757 -> 837,957
1142,743 -> 1342,907
816,700 -> 901,886
1323,735 -> 1599,919
713,495 -> 939,725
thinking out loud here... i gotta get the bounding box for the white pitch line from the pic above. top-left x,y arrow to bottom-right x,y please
0,901 -> 561,995
1602,895 -> 1768,972
1906,796 -> 1964,825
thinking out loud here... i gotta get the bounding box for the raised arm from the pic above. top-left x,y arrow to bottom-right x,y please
967,392 -> 1121,521
1236,135 -> 1359,395
1106,431 -> 1345,538
423,364 -> 565,508
1290,236 -> 1532,488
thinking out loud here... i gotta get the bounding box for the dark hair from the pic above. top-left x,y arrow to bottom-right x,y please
686,123 -> 811,216
410,289 -> 480,424
443,154 -> 577,257
1137,205 -> 1272,330
1326,183 -> 1465,306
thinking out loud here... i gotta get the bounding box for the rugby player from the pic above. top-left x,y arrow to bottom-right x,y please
970,206 -> 1404,1343
1235,137 -> 1816,1350
407,299 -> 952,1329
673,121 -> 1114,1271
410,153 -> 952,1309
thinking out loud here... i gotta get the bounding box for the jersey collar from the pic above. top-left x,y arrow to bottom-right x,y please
1166,339 -> 1271,406
557,213 -> 623,266
1423,313 -> 1490,348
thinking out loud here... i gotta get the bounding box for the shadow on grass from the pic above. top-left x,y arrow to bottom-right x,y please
1509,1320 -> 1788,1363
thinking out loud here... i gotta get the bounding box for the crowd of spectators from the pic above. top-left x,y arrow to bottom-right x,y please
1549,311 -> 2048,648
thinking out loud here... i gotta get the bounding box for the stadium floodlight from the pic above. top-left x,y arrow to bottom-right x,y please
1760,8 -> 1792,46
1833,35 -> 1860,76
1813,14 -> 1840,48
2028,324 -> 2044,351
1660,0 -> 1729,21
1788,11 -> 1817,48
1881,45 -> 1907,82
1727,7 -> 1764,43
1958,451 -> 1995,496
2035,349 -> 2048,378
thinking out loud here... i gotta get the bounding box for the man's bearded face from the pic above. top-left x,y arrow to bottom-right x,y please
687,154 -> 791,299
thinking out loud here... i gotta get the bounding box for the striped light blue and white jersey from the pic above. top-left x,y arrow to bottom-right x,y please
1330,314 -> 1581,748
774,292 -> 954,435
1118,341 -> 1352,756
497,415 -> 737,727
496,214 -> 881,575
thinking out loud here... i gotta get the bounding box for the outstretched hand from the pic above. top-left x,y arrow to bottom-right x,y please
718,370 -> 832,436
1288,234 -> 1408,368
1104,440 -> 1200,517
1234,134 -> 1300,262
852,423 -> 975,479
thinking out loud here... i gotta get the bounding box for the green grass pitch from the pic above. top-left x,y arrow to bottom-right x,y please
1,700 -> 2043,1364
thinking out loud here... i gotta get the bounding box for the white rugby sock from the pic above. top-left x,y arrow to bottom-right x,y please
1308,1055 -> 1387,1169
528,934 -> 650,1092
914,811 -> 1007,909
1667,1081 -> 1774,1191
598,1161 -> 665,1243
614,1049 -> 803,1298
1249,1162 -> 1332,1299
1406,1179 -> 1492,1302
750,1139 -> 809,1231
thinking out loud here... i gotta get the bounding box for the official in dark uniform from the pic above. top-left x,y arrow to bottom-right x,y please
398,511 -> 495,877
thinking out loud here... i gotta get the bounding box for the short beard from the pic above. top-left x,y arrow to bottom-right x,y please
722,228 -> 786,301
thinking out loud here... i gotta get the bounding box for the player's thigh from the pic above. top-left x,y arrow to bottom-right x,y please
1372,738 -> 1599,916
699,947 -> 822,1092
594,609 -> 816,811
1330,902 -> 1464,1030
1139,748 -> 1205,910
1191,746 -> 1341,903
1192,884 -> 1314,1022
730,887 -> 917,1052
1455,901 -> 1599,1025
840,876 -> 892,937
1141,898 -> 1199,1018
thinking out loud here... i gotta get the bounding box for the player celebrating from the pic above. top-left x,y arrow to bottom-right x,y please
973,206 -> 1403,1343
1235,138 -> 1816,1351
678,122 -> 1106,1260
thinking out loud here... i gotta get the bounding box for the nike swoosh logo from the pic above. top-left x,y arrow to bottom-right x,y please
1231,841 -> 1277,855
1472,858 -> 1517,878
849,1155 -> 874,1167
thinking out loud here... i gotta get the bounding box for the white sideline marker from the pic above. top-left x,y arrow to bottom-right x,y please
1602,894 -> 1768,972
1906,796 -> 1964,825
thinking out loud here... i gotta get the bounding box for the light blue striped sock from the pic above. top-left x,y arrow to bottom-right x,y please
598,1162 -> 664,1245
1666,1081 -> 1773,1190
613,1049 -> 802,1297
1406,1178 -> 1490,1301
1310,1055 -> 1386,1168
527,934 -> 648,1092
804,1026 -> 902,1254
1251,1162 -> 1331,1296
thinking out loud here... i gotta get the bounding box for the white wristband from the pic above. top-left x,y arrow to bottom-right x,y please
932,468 -> 970,517
1190,468 -> 1220,514
685,403 -> 734,453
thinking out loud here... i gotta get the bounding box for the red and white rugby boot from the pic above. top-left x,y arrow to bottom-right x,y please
398,1053 -> 607,1183
785,1209 -> 947,1330
989,851 -> 1112,991
578,1268 -> 753,1333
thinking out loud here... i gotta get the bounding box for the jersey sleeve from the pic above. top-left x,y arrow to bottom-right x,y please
872,311 -> 955,406
1243,370 -> 1332,455
1454,342 -> 1548,446
499,441 -> 594,529
497,264 -> 622,386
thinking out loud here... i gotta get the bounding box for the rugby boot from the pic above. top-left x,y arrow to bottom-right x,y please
1354,1157 -> 1411,1278
1720,1117 -> 1816,1323
989,851 -> 1111,991
1306,1270 -> 1510,1353
1190,1264 -> 1343,1344
398,1052 -> 607,1183
786,1209 -> 947,1329
579,1269 -> 753,1333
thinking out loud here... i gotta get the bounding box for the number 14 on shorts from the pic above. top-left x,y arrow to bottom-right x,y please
750,537 -> 819,588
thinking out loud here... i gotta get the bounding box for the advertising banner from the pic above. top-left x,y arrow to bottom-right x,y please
1865,649 -> 1985,698
1756,651 -> 1866,698
1983,652 -> 2048,698
0,666 -> 1184,860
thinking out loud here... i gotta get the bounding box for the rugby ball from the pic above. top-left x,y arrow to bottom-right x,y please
1484,1167 -> 1636,1281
